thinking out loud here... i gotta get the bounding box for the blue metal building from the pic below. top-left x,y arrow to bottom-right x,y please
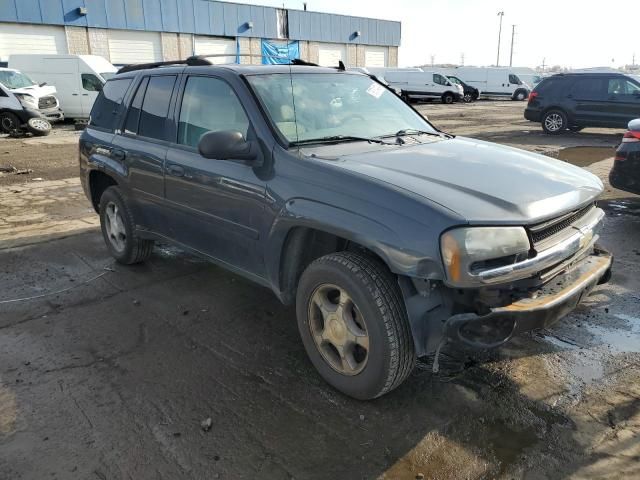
0,0 -> 400,67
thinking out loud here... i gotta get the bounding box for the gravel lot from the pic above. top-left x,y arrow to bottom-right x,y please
1,101 -> 638,480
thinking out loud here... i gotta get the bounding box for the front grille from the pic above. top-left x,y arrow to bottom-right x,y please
528,204 -> 594,246
38,96 -> 57,109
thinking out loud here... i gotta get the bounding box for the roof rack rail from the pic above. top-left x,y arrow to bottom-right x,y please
116,54 -> 345,75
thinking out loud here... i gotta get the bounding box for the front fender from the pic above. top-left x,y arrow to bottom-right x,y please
265,198 -> 442,295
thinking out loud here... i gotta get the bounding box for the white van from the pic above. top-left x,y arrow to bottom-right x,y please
450,67 -> 530,100
9,55 -> 117,119
0,68 -> 63,122
384,70 -> 463,103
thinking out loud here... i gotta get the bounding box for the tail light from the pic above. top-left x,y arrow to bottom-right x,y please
622,130 -> 640,143
527,91 -> 538,104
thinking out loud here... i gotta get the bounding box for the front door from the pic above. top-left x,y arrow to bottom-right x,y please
605,77 -> 640,127
164,75 -> 267,278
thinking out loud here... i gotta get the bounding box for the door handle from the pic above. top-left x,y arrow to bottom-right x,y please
111,149 -> 126,161
167,164 -> 185,177
72,93 -> 79,96
82,94 -> 89,96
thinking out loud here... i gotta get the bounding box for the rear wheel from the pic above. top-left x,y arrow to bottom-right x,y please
542,109 -> 567,135
26,117 -> 51,136
296,252 -> 416,400
0,112 -> 20,133
442,93 -> 454,104
401,92 -> 411,103
99,186 -> 154,265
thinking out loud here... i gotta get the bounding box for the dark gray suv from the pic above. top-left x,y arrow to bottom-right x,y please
80,58 -> 612,399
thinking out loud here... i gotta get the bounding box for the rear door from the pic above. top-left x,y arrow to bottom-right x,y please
604,76 -> 640,127
164,74 -> 268,277
112,74 -> 178,234
568,76 -> 609,126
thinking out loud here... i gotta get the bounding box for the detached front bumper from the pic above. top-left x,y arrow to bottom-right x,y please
444,247 -> 612,348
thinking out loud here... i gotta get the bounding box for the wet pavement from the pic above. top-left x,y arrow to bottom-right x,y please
1,102 -> 639,479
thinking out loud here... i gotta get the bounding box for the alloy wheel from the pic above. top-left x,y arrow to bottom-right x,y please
308,283 -> 369,376
104,201 -> 127,252
544,113 -> 564,132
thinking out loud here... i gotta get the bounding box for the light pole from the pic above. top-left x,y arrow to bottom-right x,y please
496,11 -> 504,67
509,25 -> 516,67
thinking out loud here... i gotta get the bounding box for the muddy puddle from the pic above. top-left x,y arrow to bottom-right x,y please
599,198 -> 640,217
548,146 -> 614,167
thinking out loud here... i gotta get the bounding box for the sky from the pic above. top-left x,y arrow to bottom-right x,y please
230,0 -> 637,69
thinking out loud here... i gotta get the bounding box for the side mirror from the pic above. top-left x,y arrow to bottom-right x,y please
39,82 -> 47,87
198,130 -> 259,162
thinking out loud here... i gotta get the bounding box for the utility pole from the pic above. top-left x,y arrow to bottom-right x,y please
509,25 -> 516,67
496,11 -> 504,66
460,53 -> 465,66
430,54 -> 435,66
541,57 -> 546,72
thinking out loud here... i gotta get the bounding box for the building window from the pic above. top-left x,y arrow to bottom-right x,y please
276,9 -> 289,39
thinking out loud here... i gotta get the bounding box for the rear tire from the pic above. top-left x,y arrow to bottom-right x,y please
99,186 -> 154,265
296,252 -> 416,400
542,109 -> 568,135
442,93 -> 454,104
26,117 -> 51,136
0,112 -> 20,133
401,92 -> 411,103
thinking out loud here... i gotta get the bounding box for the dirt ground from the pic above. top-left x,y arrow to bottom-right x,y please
1,101 -> 639,480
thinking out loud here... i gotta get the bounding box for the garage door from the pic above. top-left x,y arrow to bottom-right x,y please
194,36 -> 236,64
108,30 -> 162,65
318,44 -> 346,67
0,23 -> 67,63
364,46 -> 388,68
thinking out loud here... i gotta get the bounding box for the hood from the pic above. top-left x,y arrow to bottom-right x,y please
10,84 -> 57,97
313,137 -> 603,224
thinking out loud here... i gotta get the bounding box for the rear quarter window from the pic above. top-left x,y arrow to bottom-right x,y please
89,77 -> 133,131
533,77 -> 564,95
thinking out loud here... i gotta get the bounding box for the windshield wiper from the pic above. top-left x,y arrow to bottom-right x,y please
290,135 -> 393,147
385,129 -> 447,138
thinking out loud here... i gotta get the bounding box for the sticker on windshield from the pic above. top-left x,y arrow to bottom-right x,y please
366,82 -> 385,99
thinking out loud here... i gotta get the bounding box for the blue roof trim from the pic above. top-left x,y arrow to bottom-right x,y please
0,0 -> 400,46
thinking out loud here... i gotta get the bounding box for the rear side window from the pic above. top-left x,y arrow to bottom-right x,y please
124,77 -> 149,135
572,78 -> 606,100
534,77 -> 563,95
137,75 -> 176,141
89,78 -> 133,131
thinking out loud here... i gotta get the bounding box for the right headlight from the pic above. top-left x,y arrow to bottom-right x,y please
440,226 -> 531,287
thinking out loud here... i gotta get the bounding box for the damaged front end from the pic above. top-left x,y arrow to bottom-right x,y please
401,204 -> 612,357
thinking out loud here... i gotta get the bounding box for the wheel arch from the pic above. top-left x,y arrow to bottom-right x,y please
88,170 -> 120,213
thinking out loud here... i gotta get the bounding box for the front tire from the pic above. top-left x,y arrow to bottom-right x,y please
99,186 -> 154,265
542,109 -> 568,135
513,89 -> 528,101
296,252 -> 416,400
463,92 -> 473,103
442,93 -> 454,104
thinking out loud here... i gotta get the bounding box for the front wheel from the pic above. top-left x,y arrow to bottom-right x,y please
296,252 -> 416,400
542,109 -> 568,135
0,112 -> 20,133
513,90 -> 528,101
463,92 -> 473,103
442,93 -> 454,104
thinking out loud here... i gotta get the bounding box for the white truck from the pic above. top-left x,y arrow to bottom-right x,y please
0,68 -> 63,123
447,67 -> 530,100
382,70 -> 463,103
9,55 -> 117,119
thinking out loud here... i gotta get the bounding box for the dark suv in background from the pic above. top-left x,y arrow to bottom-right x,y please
525,73 -> 640,134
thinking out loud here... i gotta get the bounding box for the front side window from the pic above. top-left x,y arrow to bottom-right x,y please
89,78 -> 133,131
82,73 -> 103,92
608,78 -> 640,96
137,75 -> 176,141
178,76 -> 249,148
509,74 -> 523,85
0,70 -> 36,89
447,76 -> 461,86
247,73 -> 436,143
433,74 -> 448,86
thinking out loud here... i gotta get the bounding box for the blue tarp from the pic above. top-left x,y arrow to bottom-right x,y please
261,39 -> 300,64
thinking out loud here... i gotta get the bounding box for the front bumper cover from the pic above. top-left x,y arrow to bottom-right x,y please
444,247 -> 612,348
